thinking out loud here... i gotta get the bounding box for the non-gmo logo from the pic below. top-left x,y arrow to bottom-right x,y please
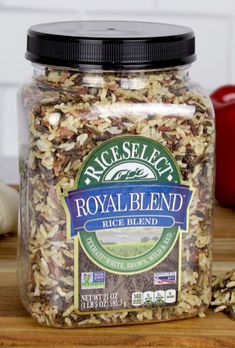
81,271 -> 105,289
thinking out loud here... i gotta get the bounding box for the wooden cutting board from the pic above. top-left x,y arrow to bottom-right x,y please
0,204 -> 235,348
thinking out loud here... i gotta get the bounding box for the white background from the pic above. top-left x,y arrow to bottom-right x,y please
0,0 -> 234,183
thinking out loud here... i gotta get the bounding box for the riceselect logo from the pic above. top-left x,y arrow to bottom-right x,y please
62,136 -> 194,274
83,140 -> 175,185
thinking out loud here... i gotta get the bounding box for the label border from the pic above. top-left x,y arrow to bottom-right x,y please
61,135 -> 194,315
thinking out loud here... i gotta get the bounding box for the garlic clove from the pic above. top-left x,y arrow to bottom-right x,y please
0,182 -> 19,235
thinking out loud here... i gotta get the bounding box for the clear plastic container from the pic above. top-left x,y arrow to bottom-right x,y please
18,21 -> 215,328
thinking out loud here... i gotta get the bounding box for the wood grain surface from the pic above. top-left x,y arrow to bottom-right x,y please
0,203 -> 235,348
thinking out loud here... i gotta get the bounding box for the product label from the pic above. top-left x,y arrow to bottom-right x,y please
62,136 -> 193,313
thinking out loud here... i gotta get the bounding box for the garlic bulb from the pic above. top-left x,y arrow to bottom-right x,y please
0,182 -> 18,235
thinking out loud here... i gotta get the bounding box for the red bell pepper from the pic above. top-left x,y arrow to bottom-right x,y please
211,85 -> 235,206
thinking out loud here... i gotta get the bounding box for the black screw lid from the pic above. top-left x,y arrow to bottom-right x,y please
26,21 -> 196,69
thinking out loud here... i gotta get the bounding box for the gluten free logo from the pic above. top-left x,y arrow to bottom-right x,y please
63,136 -> 193,274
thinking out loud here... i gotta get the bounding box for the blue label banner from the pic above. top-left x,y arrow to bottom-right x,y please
65,182 -> 193,237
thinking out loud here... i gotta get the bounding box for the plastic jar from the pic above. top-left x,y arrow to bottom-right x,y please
18,21 -> 215,328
